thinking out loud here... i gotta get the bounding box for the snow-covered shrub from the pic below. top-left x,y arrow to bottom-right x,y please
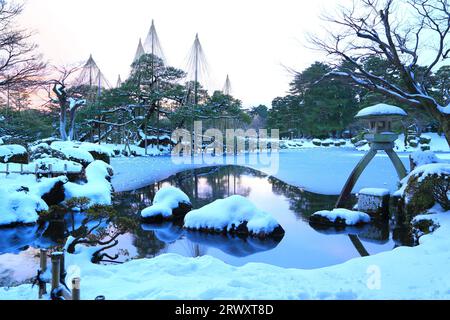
312,139 -> 322,146
408,139 -> 419,148
29,143 -> 67,161
0,187 -> 48,226
419,136 -> 432,145
310,208 -> 371,226
354,139 -> 368,148
411,216 -> 440,244
321,140 -> 332,147
357,188 -> 390,216
141,186 -> 192,221
184,195 -> 285,239
409,150 -> 440,171
421,144 -> 431,151
50,142 -> 94,168
401,163 -> 450,215
0,145 -> 28,164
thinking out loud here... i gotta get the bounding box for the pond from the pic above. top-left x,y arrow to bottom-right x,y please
0,166 -> 412,287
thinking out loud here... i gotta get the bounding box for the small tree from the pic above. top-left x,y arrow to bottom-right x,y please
310,0 -> 450,145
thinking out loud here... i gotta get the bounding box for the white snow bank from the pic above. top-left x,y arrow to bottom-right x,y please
356,104 -> 407,118
184,195 -> 282,235
312,209 -> 371,225
141,186 -> 191,219
64,161 -> 113,206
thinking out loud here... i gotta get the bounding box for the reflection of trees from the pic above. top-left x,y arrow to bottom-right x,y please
269,177 -> 339,219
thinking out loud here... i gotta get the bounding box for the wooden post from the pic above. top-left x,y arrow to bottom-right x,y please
35,164 -> 39,181
5,163 -> 9,176
51,252 -> 62,291
48,164 -> 52,178
64,164 -> 68,175
39,249 -> 48,298
40,249 -> 48,272
59,250 -> 66,284
72,278 -> 80,301
20,164 -> 24,175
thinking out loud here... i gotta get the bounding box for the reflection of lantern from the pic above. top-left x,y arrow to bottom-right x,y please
336,104 -> 408,208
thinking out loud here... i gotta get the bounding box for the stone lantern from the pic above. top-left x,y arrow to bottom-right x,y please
335,103 -> 408,208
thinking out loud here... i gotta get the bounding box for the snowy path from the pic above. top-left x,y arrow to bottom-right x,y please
112,149 -> 450,195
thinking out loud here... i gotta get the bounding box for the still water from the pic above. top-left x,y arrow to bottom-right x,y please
0,166 -> 411,286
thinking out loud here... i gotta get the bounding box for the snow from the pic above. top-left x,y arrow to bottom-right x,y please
0,171 -> 69,226
51,142 -> 94,164
358,188 -> 390,197
184,195 -> 281,235
141,186 -> 191,219
355,104 -> 407,118
312,209 -> 371,225
408,163 -> 450,183
355,132 -> 449,152
0,190 -> 47,226
64,161 -> 113,206
410,150 -> 440,167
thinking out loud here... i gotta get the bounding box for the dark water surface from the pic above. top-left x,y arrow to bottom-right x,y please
0,166 -> 411,286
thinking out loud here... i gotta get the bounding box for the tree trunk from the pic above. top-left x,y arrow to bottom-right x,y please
60,105 -> 67,141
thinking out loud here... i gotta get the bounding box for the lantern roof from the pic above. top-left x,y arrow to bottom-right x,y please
355,103 -> 407,119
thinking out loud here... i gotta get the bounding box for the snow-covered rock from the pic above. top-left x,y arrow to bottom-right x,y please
0,145 -> 28,164
141,186 -> 192,221
184,195 -> 284,238
64,161 -> 114,206
310,208 -> 371,226
410,150 -> 440,170
50,142 -> 94,167
357,188 -> 390,216
0,189 -> 48,226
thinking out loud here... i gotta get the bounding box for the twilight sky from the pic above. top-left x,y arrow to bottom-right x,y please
19,0 -> 343,108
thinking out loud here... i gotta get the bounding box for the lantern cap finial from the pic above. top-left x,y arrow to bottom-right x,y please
355,103 -> 407,119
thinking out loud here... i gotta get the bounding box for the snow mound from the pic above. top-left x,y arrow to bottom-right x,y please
184,195 -> 283,237
0,189 -> 48,226
356,104 -> 407,118
141,186 -> 191,220
311,208 -> 371,226
64,161 -> 114,206
0,145 -> 27,163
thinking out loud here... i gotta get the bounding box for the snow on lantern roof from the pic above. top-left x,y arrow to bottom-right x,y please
355,104 -> 407,119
